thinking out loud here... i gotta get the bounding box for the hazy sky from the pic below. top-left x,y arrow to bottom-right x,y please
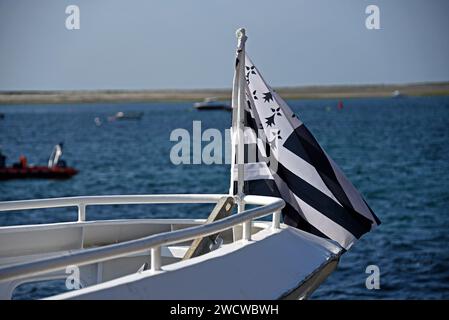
1,0 -> 448,90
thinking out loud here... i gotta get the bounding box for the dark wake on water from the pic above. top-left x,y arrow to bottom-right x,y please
1,96 -> 449,299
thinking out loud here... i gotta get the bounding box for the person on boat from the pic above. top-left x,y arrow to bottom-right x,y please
0,148 -> 6,168
19,155 -> 28,168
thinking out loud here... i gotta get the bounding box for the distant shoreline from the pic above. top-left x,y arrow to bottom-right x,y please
1,82 -> 448,105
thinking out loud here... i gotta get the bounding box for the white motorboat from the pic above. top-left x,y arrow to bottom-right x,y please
0,29 -> 379,300
193,97 -> 231,111
109,111 -> 144,121
392,90 -> 404,98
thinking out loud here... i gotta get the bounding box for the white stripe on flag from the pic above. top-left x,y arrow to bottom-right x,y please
233,162 -> 273,181
279,145 -> 343,207
272,174 -> 357,249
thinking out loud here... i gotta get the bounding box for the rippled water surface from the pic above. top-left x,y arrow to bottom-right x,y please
1,96 -> 449,299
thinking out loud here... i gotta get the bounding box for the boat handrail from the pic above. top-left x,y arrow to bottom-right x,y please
0,194 -> 231,222
0,194 -> 285,283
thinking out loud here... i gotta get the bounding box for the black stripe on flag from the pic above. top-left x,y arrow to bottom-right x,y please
274,161 -> 372,239
233,179 -> 330,240
284,124 -> 379,227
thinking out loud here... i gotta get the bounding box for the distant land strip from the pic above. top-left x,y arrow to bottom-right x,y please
1,82 -> 448,105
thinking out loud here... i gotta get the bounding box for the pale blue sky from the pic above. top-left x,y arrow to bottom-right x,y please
1,0 -> 448,90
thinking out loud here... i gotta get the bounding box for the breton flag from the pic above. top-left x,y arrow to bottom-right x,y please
231,53 -> 380,250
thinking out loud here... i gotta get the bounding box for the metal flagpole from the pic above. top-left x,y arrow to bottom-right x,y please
233,28 -> 251,241
229,28 -> 246,199
228,31 -> 241,196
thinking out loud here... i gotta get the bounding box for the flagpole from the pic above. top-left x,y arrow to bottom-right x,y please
236,28 -> 246,198
234,28 -> 251,241
229,28 -> 247,200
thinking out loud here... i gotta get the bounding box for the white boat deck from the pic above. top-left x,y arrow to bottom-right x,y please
0,194 -> 342,299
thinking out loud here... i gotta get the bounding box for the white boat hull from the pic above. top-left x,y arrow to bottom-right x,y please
0,219 -> 340,300
0,195 -> 342,300
52,224 -> 339,300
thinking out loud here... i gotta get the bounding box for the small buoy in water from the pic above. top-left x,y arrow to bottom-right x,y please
337,100 -> 344,110
94,117 -> 102,126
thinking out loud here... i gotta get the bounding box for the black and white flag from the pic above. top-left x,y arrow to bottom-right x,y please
232,54 -> 380,250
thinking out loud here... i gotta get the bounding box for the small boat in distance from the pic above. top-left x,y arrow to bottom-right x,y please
392,90 -> 404,98
194,97 -> 231,111
0,166 -> 78,180
109,111 -> 144,121
0,143 -> 78,180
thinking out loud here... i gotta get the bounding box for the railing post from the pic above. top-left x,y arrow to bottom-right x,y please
243,220 -> 252,241
151,246 -> 161,272
238,196 -> 252,241
272,210 -> 281,230
78,204 -> 86,222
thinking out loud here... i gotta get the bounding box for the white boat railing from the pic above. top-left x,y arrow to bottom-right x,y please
0,194 -> 284,283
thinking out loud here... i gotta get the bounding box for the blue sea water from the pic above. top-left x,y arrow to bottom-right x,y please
1,96 -> 449,299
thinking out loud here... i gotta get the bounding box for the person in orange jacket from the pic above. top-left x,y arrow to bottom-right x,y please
19,155 -> 27,168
